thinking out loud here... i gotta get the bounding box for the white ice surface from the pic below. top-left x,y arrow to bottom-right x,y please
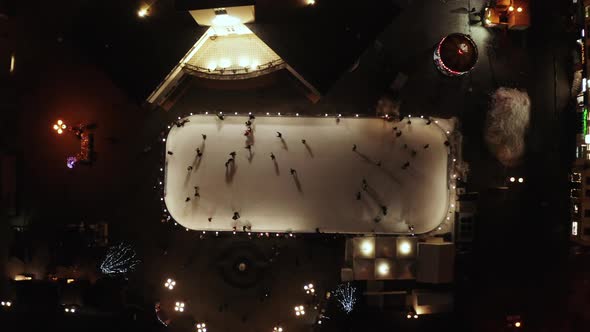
164,115 -> 451,234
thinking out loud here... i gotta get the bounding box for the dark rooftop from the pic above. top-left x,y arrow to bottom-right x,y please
175,0 -> 255,11
68,0 -> 203,103
250,0 -> 398,94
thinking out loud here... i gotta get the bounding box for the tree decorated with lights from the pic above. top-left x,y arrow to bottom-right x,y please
333,282 -> 357,314
99,243 -> 141,276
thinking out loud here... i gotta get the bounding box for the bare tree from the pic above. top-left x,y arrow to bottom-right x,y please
484,88 -> 530,167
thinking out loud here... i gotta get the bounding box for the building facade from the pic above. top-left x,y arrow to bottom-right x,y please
571,0 -> 590,245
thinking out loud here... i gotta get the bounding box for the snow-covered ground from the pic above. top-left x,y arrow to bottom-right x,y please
164,115 -> 452,234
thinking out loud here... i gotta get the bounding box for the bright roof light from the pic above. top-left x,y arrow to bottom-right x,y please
399,241 -> 411,255
219,58 -> 231,68
138,8 -> 148,17
360,240 -> 374,256
377,262 -> 390,275
238,57 -> 250,67
211,14 -> 240,27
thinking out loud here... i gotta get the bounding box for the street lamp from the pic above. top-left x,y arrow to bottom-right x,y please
138,7 -> 149,17
304,283 -> 315,294
294,305 -> 305,316
196,322 -> 207,332
174,301 -> 185,312
53,120 -> 67,135
165,278 -> 176,290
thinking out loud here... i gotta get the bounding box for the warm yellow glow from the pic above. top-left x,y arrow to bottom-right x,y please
9,54 -> 15,73
211,14 -> 240,27
509,177 -> 515,182
406,314 -> 412,319
57,129 -> 63,134
399,241 -> 411,255
517,7 -> 523,12
138,8 -> 148,17
53,124 -> 59,130
515,322 -> 521,328
219,58 -> 231,68
57,120 -> 63,125
67,278 -> 75,284
207,61 -> 217,71
238,57 -> 250,67
485,19 -> 491,25
377,262 -> 390,275
250,59 -> 260,69
307,0 -> 316,5
508,6 -> 514,11
14,275 -> 32,281
273,327 -> 283,332
294,305 -> 305,316
360,240 -> 374,256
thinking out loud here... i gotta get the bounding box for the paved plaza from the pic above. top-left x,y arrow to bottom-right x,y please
164,115 -> 454,234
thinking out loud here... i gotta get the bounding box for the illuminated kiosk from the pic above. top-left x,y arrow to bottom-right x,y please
163,115 -> 457,235
147,1 -> 319,107
433,33 -> 478,77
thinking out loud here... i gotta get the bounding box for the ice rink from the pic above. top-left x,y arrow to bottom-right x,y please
164,115 -> 452,234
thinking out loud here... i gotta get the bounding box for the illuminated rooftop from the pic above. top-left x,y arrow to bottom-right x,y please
183,26 -> 284,78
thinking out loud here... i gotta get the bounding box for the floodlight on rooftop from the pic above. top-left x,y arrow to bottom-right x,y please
399,241 -> 412,255
138,8 -> 149,18
239,57 -> 250,67
219,58 -> 231,69
211,14 -> 240,27
377,262 -> 390,276
360,239 -> 374,256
